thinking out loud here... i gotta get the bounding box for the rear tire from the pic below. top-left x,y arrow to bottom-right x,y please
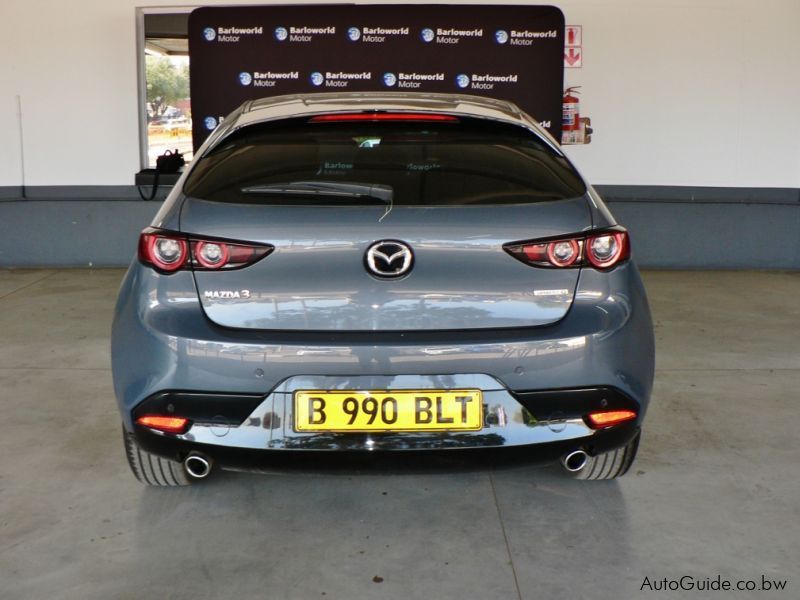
567,433 -> 640,480
123,426 -> 192,487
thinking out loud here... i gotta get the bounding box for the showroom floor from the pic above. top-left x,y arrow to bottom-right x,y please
0,269 -> 797,599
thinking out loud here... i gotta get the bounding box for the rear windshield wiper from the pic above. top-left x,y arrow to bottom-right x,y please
241,181 -> 393,204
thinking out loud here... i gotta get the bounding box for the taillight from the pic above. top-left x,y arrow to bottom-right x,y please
505,229 -> 630,270
138,228 -> 273,273
139,233 -> 188,272
195,241 -> 229,269
135,415 -> 191,434
586,232 -> 628,269
585,409 -> 637,429
547,239 -> 581,267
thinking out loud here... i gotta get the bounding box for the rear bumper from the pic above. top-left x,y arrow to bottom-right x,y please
132,420 -> 641,472
130,382 -> 641,453
129,380 -> 642,475
112,261 -> 655,448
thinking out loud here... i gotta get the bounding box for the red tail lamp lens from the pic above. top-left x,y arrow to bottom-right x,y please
587,232 -> 629,269
546,239 -> 580,267
190,240 -> 272,270
586,410 -> 637,429
136,415 -> 190,434
309,112 -> 459,123
139,233 -> 188,272
504,229 -> 630,270
195,241 -> 230,268
138,229 -> 273,273
522,243 -> 548,263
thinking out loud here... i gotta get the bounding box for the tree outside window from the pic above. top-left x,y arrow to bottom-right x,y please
145,55 -> 192,167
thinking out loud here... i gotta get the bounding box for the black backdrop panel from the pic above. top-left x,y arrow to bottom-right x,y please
188,4 -> 564,150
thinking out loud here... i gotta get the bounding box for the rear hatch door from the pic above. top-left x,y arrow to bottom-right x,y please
180,114 -> 590,331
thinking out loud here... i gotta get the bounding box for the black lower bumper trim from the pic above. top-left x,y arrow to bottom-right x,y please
132,423 -> 639,474
132,390 -> 264,426
512,386 -> 641,423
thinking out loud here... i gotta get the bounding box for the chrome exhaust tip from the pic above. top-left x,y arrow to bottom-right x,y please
562,449 -> 589,473
184,454 -> 212,479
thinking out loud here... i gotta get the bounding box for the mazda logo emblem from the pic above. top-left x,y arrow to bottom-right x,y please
365,240 -> 414,278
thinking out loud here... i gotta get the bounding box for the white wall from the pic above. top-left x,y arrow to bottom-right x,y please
1,0 -> 798,189
558,0 -> 800,187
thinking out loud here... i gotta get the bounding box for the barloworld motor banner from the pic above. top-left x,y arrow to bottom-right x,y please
188,5 -> 565,150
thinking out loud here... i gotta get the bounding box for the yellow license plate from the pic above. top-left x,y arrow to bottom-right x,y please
294,390 -> 483,432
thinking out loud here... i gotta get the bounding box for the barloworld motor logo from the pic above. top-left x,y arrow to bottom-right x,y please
210,26 -> 263,43
248,70 -> 301,87
393,72 -> 445,88
238,72 -> 252,86
349,26 -> 410,43
419,27 -> 482,45
274,26 -> 336,43
383,72 -> 397,87
311,70 -> 371,88
204,117 -> 218,130
495,30 -> 509,44
456,72 -> 518,90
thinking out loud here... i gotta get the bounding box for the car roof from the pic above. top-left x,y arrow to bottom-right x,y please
203,92 -> 559,154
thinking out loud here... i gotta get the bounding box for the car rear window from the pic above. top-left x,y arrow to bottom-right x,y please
183,117 -> 586,205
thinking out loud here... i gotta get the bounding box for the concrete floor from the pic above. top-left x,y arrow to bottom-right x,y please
0,269 -> 797,599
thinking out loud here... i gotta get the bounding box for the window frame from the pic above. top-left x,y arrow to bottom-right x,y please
136,6 -> 196,170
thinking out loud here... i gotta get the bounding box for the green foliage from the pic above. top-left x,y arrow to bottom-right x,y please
146,57 -> 189,118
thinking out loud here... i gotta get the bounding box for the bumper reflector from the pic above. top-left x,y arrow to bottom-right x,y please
136,415 -> 190,434
586,409 -> 637,429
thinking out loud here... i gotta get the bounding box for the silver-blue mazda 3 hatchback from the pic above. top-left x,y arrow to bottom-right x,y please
112,92 -> 654,486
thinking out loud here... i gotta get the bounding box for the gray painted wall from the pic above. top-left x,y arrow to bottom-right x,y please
1,186 -> 799,269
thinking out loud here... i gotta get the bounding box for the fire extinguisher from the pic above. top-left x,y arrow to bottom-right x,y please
562,86 -> 581,144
